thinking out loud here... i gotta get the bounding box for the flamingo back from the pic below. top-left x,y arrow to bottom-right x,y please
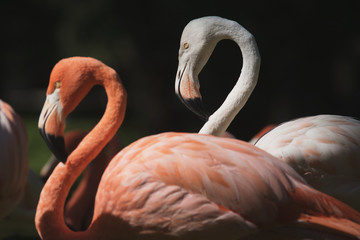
255,115 -> 360,177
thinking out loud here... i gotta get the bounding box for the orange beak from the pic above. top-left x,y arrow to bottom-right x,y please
38,89 -> 68,163
175,61 -> 208,121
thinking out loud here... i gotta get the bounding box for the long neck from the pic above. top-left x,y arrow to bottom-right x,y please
64,131 -> 121,230
199,23 -> 260,136
35,76 -> 126,239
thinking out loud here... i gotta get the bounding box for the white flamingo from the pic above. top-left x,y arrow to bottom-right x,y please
175,16 -> 360,211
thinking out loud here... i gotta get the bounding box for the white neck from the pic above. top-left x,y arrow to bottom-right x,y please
199,22 -> 260,136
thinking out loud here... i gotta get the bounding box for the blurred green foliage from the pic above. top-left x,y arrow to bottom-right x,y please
25,116 -> 50,173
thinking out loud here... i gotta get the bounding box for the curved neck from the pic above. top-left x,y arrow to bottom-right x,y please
35,75 -> 126,239
199,23 -> 260,136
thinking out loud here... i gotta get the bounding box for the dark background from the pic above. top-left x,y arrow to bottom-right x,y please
1,0 -> 360,142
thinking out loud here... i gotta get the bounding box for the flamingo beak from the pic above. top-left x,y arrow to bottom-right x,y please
175,61 -> 209,121
38,89 -> 68,163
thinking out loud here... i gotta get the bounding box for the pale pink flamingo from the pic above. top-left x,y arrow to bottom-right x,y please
254,115 -> 360,210
41,130 -> 122,230
0,99 -> 43,238
0,99 -> 28,220
36,56 -> 360,239
175,16 -> 360,211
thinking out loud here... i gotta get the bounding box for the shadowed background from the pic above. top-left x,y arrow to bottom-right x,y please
1,0 -> 359,173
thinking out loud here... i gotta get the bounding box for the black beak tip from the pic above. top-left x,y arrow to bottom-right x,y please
176,93 -> 209,121
39,128 -> 68,163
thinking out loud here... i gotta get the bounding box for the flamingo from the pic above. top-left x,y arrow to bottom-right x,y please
36,56 -> 360,239
254,115 -> 360,210
41,130 -> 122,230
0,99 -> 28,220
175,16 -> 260,136
0,99 -> 43,238
174,16 -> 360,210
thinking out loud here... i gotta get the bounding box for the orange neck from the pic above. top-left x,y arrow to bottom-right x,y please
36,72 -> 126,239
64,132 -> 121,230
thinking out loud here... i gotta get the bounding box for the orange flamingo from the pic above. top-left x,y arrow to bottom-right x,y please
175,16 -> 360,211
41,130 -> 122,230
0,100 -> 120,237
36,56 -> 360,239
0,102 -> 119,238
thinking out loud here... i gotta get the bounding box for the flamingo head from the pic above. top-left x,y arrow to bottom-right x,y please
38,57 -> 103,163
175,16 -> 230,121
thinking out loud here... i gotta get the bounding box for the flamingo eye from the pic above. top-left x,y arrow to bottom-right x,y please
183,42 -> 189,49
54,81 -> 61,89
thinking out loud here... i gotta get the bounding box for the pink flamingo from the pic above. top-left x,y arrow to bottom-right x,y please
36,56 -> 360,239
175,16 -> 360,211
41,130 -> 122,230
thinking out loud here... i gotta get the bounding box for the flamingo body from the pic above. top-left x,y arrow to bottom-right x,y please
0,100 -> 41,238
255,115 -> 360,210
0,100 -> 28,219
